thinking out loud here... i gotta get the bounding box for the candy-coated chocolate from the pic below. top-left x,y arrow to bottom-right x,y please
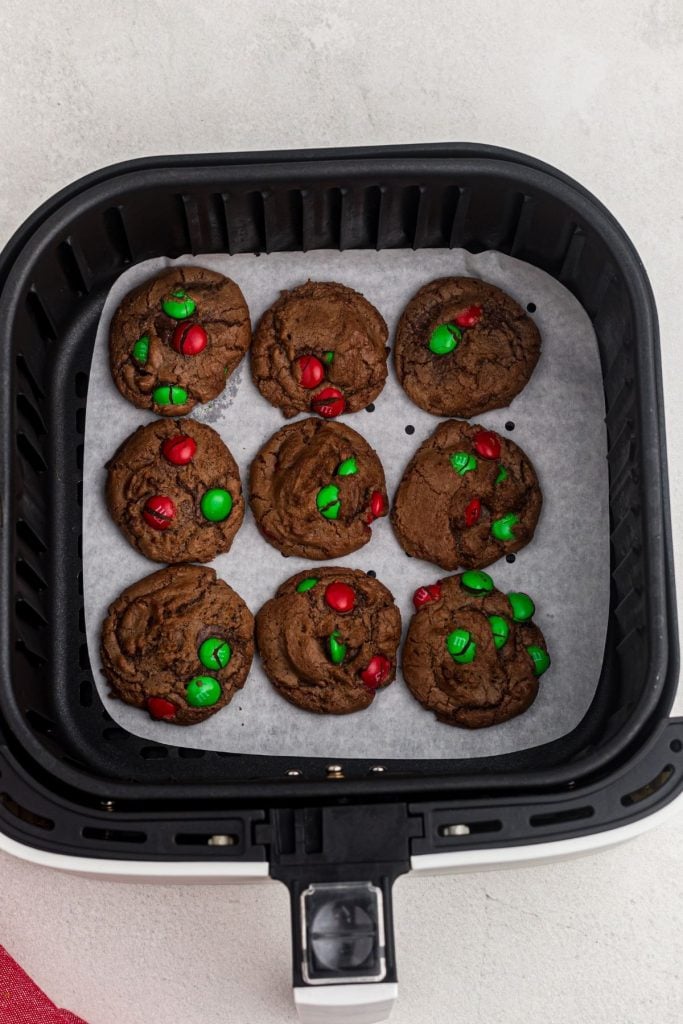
455,305 -> 482,328
495,464 -> 509,485
324,581 -> 356,614
316,484 -> 341,520
464,497 -> 481,527
413,582 -> 442,609
296,577 -> 318,593
360,654 -> 391,689
527,644 -> 551,676
142,494 -> 176,531
132,335 -> 149,365
186,675 -> 222,708
153,384 -> 188,407
461,569 -> 493,594
488,615 -> 510,649
491,512 -> 519,542
446,628 -> 476,664
473,429 -> 501,460
449,451 -> 478,476
147,696 -> 177,720
366,490 -> 386,524
198,637 -> 232,670
336,457 -> 358,477
200,488 -> 233,522
297,354 -> 325,389
171,323 -> 208,356
162,289 -> 196,319
327,629 -> 347,665
161,434 -> 197,466
322,350 -> 334,364
428,322 -> 461,355
311,386 -> 346,418
508,591 -> 535,622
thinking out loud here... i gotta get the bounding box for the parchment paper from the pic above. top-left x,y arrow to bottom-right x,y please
83,249 -> 609,759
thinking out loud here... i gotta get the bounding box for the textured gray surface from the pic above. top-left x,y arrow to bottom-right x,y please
1,1 -> 682,1022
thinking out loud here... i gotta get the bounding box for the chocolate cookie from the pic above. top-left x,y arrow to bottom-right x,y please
256,568 -> 401,714
392,420 -> 541,570
394,277 -> 541,417
403,570 -> 550,728
101,564 -> 254,725
109,266 -> 251,415
249,418 -> 388,559
106,418 -> 244,564
251,281 -> 388,418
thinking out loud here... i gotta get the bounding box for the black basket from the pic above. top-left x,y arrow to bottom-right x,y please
1,143 -> 680,994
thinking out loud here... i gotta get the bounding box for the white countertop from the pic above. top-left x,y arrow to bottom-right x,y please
1,1 -> 681,1022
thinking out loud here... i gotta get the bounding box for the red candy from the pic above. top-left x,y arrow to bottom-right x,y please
161,434 -> 197,466
360,655 -> 391,690
413,583 -> 442,610
311,387 -> 346,418
147,697 -> 177,720
324,581 -> 356,614
142,495 -> 176,530
296,355 -> 325,389
171,323 -> 208,356
473,429 -> 501,461
464,497 -> 481,527
455,305 -> 483,329
366,490 -> 386,524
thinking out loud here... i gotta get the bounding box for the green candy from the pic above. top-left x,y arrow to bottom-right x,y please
495,465 -> 509,485
428,322 -> 462,355
450,451 -> 478,476
162,289 -> 196,319
200,488 -> 233,522
488,615 -> 510,650
153,384 -> 188,407
198,637 -> 231,671
186,675 -> 222,708
508,591 -> 535,622
322,350 -> 334,365
527,645 -> 551,677
491,512 -> 519,542
461,570 -> 494,594
316,483 -> 341,520
327,629 -> 347,665
132,335 -> 150,365
446,628 -> 476,664
296,577 -> 318,593
336,457 -> 358,477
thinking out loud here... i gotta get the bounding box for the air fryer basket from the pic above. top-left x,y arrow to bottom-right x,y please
0,145 -> 680,996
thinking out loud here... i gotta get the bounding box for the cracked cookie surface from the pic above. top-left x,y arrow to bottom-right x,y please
403,570 -> 550,728
251,281 -> 388,418
249,418 -> 388,559
256,567 -> 401,714
109,265 -> 251,415
394,276 -> 541,417
106,418 -> 244,564
391,420 -> 541,570
101,564 -> 254,725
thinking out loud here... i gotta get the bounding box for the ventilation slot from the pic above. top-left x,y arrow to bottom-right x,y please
140,746 -> 169,760
16,353 -> 45,401
57,239 -> 91,295
103,206 -> 132,264
175,833 -> 238,846
17,393 -> 47,436
0,793 -> 54,831
26,289 -> 57,342
17,432 -> 47,473
82,827 -> 147,844
621,765 -> 674,807
16,519 -> 47,554
529,806 -> 594,827
15,557 -> 46,592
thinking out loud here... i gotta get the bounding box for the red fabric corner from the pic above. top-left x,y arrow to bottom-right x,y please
0,946 -> 88,1024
